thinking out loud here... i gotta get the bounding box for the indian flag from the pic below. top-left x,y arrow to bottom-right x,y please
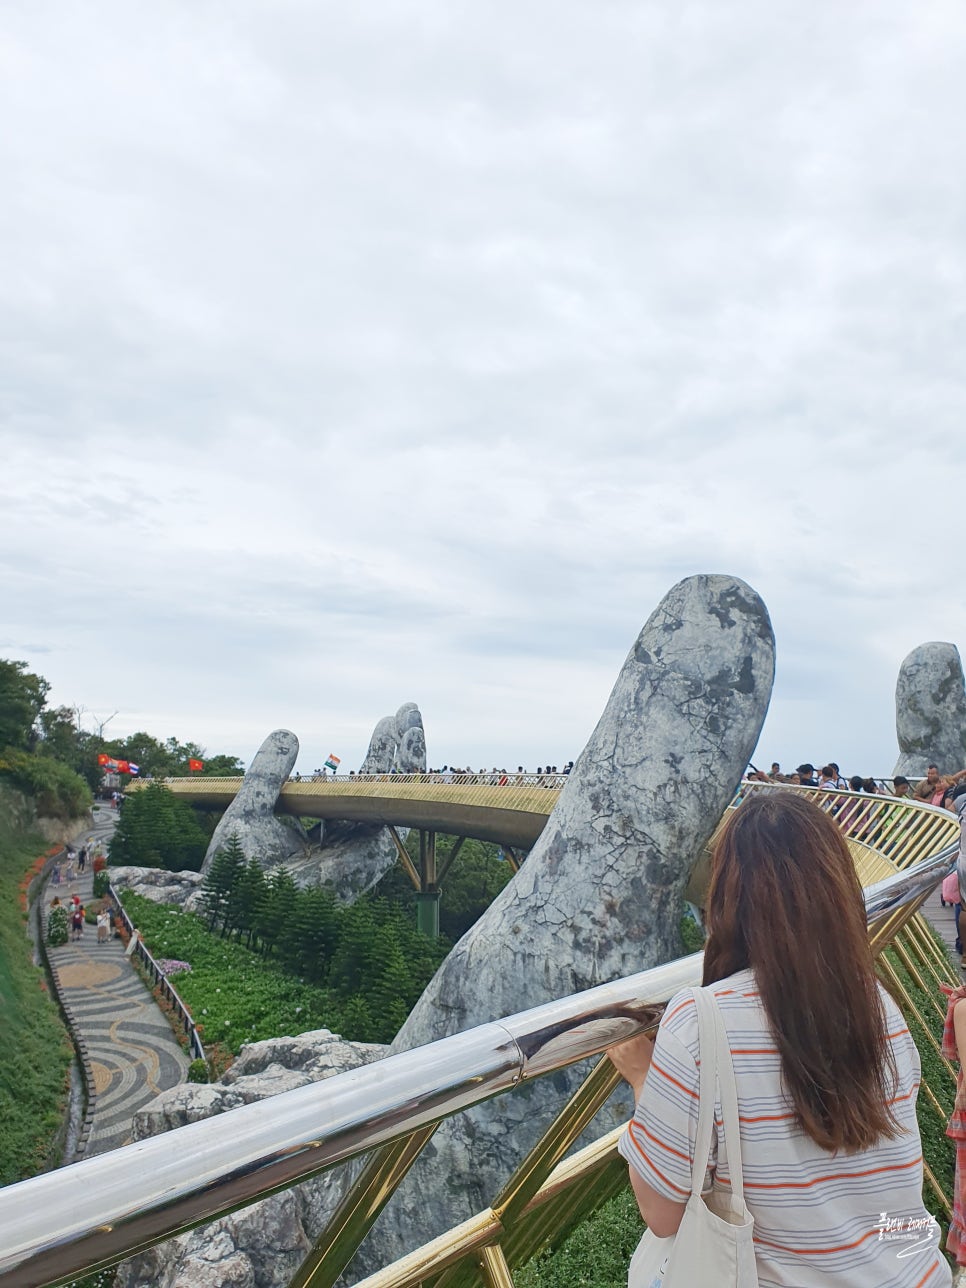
324,754 -> 341,771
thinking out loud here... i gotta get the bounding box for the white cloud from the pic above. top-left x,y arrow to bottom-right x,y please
4,1 -> 966,778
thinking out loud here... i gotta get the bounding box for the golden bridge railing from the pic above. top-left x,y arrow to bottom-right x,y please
0,788 -> 960,1288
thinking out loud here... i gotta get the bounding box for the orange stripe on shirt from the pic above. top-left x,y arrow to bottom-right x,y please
650,1055 -> 699,1100
623,1126 -> 690,1198
626,1116 -> 691,1163
745,1155 -> 922,1191
754,1227 -> 881,1256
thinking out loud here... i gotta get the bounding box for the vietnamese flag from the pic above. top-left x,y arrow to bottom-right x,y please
188,758 -> 204,772
97,753 -> 110,766
116,760 -> 130,774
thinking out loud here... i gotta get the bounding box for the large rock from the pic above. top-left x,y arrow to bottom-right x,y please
284,820 -> 399,901
350,573 -> 775,1269
202,731 -> 305,872
894,643 -> 966,777
116,1030 -> 387,1288
108,866 -> 206,913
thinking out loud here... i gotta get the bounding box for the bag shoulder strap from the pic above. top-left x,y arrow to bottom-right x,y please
706,988 -> 747,1204
689,987 -> 719,1198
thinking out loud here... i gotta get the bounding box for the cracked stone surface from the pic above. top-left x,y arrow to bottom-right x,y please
108,866 -> 206,913
202,730 -> 305,872
337,573 -> 776,1272
115,1031 -> 387,1288
894,642 -> 966,777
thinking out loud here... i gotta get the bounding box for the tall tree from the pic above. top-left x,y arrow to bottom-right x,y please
0,660 -> 50,751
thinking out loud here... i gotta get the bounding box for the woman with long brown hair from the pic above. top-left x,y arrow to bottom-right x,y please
610,790 -> 948,1286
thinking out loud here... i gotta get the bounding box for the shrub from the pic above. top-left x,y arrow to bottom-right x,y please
92,870 -> 110,898
46,905 -> 69,947
0,823 -> 73,1182
0,749 -> 92,820
187,1059 -> 209,1084
92,853 -> 107,874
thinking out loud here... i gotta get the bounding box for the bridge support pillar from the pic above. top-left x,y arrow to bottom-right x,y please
416,831 -> 440,937
415,890 -> 441,938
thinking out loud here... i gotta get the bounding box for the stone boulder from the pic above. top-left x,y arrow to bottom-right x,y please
116,1030 -> 387,1288
202,731 -> 306,872
347,572 -> 776,1269
894,642 -> 966,777
108,867 -> 206,914
283,820 -> 399,901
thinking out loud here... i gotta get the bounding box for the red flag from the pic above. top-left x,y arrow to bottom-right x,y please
97,753 -> 110,766
116,760 -> 130,774
188,758 -> 204,772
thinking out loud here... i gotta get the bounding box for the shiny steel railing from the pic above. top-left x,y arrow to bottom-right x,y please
0,788 -> 961,1288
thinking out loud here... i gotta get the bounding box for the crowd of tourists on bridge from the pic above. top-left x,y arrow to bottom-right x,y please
300,763 -> 576,784
747,758 -> 966,801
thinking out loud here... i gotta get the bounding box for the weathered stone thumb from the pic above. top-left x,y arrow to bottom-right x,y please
202,729 -> 302,871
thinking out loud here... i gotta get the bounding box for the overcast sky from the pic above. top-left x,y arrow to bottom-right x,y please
4,2 -> 966,779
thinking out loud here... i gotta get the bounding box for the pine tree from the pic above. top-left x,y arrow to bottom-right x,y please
235,859 -> 268,947
199,833 -> 246,935
327,901 -> 377,1000
258,869 -> 297,958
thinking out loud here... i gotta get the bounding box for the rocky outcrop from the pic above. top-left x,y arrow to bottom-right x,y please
108,866 -> 206,913
894,643 -> 966,777
202,731 -> 305,872
284,820 -> 399,901
347,573 -> 776,1269
116,1030 -> 387,1288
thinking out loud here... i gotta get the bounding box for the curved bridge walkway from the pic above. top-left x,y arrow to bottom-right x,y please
43,805 -> 188,1158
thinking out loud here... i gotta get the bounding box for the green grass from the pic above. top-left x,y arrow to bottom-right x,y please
515,1190 -> 644,1288
121,893 -> 356,1055
0,819 -> 73,1185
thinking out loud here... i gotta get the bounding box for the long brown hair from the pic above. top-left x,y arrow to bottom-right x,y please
702,790 -> 899,1151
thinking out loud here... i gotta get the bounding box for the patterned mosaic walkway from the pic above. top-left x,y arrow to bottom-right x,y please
43,804 -> 188,1157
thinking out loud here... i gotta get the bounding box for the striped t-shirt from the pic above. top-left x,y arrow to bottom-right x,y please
618,968 -> 950,1287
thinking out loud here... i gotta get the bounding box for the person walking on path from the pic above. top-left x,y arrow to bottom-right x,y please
69,898 -> 84,942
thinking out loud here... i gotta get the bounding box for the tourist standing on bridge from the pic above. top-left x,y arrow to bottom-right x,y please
609,791 -> 946,1287
941,980 -> 966,1284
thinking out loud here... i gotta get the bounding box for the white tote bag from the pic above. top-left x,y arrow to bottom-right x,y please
628,987 -> 759,1288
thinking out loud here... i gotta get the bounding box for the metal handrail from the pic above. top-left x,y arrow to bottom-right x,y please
0,796 -> 957,1288
109,885 -> 205,1063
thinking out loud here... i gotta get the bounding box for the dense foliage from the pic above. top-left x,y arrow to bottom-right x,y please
0,822 -> 73,1184
124,875 -> 449,1046
516,1189 -> 644,1288
373,834 -> 515,941
0,748 -> 92,821
109,783 -> 209,871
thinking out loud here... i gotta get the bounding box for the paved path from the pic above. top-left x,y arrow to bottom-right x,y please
921,880 -> 963,970
43,804 -> 188,1157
